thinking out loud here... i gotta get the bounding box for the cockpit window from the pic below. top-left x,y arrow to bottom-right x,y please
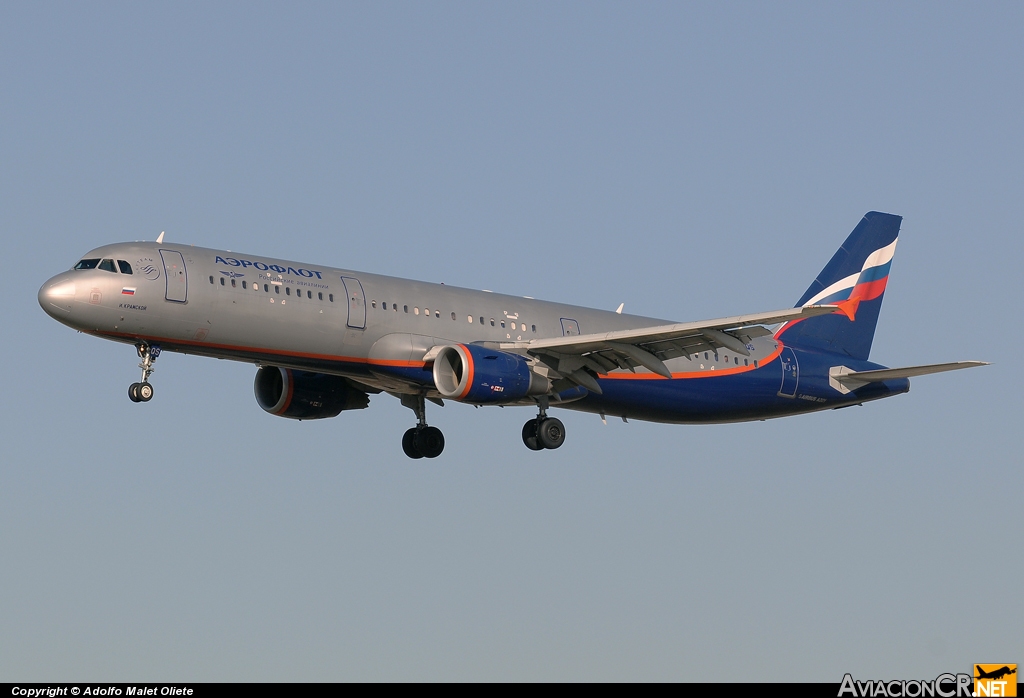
117,260 -> 133,274
74,259 -> 100,270
98,259 -> 117,272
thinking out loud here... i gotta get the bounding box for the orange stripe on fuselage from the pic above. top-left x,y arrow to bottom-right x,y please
598,343 -> 784,380
92,330 -> 426,368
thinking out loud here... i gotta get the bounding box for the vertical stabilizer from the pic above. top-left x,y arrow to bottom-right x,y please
776,211 -> 902,360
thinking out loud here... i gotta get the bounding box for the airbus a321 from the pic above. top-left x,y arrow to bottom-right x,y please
38,212 -> 985,458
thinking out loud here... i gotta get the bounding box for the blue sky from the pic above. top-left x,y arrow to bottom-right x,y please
2,2 -> 1020,681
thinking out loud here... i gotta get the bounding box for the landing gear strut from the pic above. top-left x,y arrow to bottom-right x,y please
400,394 -> 445,459
128,343 -> 160,403
522,397 -> 565,451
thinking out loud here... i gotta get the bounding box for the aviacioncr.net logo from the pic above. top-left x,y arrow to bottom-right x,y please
839,673 -> 973,698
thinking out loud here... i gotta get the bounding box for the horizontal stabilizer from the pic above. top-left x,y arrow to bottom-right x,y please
834,361 -> 988,388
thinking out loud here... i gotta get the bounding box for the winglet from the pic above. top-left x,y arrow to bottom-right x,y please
156,231 -> 165,244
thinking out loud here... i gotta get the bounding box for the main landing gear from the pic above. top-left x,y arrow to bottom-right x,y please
522,397 -> 565,451
400,394 -> 445,459
128,343 -> 160,403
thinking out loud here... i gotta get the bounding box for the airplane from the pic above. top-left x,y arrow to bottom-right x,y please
38,211 -> 986,458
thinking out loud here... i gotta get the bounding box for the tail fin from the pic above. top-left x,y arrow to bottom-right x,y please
776,211 -> 902,360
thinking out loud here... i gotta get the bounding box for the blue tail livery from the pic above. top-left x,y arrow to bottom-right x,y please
777,211 -> 900,360
38,211 -> 987,458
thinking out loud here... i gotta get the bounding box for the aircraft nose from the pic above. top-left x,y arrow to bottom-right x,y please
38,274 -> 76,317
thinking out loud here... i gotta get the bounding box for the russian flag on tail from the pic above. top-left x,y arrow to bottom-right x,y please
776,211 -> 902,361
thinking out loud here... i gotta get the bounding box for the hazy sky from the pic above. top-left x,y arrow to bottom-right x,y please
2,2 -> 1020,681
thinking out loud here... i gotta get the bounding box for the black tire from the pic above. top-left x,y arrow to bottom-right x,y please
414,426 -> 445,458
537,417 -> 565,449
522,419 -> 543,451
402,428 -> 423,459
128,383 -> 140,402
137,382 -> 154,402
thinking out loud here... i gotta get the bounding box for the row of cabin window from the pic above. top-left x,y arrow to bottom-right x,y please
369,300 -> 536,332
74,258 -> 133,274
698,351 -> 757,368
208,275 -> 334,302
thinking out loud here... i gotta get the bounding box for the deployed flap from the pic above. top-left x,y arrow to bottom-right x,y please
834,361 -> 989,386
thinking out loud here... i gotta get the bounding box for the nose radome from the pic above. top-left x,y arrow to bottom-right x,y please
38,275 -> 76,317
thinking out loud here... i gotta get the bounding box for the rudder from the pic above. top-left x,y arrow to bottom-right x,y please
776,211 -> 902,360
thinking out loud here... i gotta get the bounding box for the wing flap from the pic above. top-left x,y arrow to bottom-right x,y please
501,304 -> 839,355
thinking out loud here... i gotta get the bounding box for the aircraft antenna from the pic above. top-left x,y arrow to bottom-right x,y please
156,231 -> 165,244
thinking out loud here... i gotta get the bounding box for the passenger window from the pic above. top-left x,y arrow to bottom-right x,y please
435,310 -> 440,318
404,305 -> 409,313
286,286 -> 291,295
744,359 -> 749,366
307,290 -> 312,299
74,259 -> 100,270
521,323 -> 526,332
99,259 -> 116,273
274,285 -> 280,294
371,300 -> 376,308
480,317 -> 485,325
209,276 -> 214,284
754,360 -> 759,368
414,307 -> 420,315
117,260 -> 133,274
468,315 -> 473,323
532,325 -> 536,332
490,318 -> 495,326
242,281 -> 247,289
500,321 -> 505,328
220,277 -> 225,286
329,294 -> 334,302
704,353 -> 708,360
231,279 -> 236,288
318,292 -> 323,300
264,284 -> 270,292
451,312 -> 457,321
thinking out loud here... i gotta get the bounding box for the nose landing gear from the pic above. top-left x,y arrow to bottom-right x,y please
400,394 -> 445,459
522,397 -> 565,451
128,343 -> 160,403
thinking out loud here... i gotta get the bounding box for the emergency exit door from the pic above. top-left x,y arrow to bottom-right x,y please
341,276 -> 366,329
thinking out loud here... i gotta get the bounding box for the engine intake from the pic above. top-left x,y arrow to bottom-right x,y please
432,344 -> 548,403
254,367 -> 369,420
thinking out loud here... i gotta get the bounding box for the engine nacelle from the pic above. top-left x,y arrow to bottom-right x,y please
254,367 -> 369,420
432,344 -> 548,403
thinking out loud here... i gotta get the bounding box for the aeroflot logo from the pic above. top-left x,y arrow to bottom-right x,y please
215,255 -> 324,279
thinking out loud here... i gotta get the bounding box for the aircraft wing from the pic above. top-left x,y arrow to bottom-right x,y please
498,304 -> 841,394
832,361 -> 989,389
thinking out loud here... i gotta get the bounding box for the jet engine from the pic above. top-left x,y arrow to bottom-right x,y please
432,344 -> 549,403
254,366 -> 369,420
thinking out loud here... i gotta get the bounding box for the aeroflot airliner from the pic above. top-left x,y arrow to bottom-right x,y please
38,212 -> 985,458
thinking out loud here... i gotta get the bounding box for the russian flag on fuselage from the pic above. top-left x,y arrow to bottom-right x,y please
777,211 -> 903,361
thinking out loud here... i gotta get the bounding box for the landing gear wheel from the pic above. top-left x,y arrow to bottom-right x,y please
522,419 -> 543,451
414,426 -> 445,459
137,382 -> 154,402
537,417 -> 565,450
402,428 -> 423,459
128,383 -> 141,402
